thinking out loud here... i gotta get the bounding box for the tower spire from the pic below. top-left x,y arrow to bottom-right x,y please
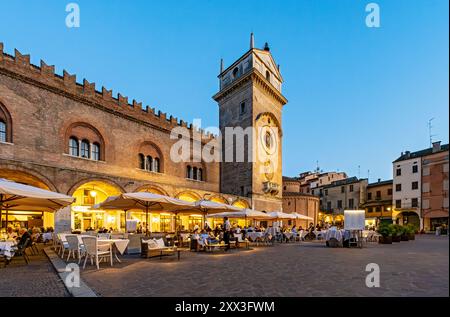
250,32 -> 255,49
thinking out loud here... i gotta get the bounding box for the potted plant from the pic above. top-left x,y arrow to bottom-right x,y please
405,224 -> 416,240
400,225 -> 409,241
390,224 -> 402,242
378,223 -> 392,244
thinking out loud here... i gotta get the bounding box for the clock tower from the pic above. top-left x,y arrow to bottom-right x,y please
213,34 -> 288,212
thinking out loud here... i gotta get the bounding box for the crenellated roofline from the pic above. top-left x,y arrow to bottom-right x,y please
0,43 -> 217,142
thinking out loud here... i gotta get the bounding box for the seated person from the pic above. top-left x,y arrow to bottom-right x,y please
207,231 -> 219,244
247,226 -> 254,232
17,228 -> 32,248
234,226 -> 242,234
6,226 -> 18,240
291,225 -> 298,234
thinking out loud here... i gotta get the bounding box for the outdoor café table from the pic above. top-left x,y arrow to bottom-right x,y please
0,240 -> 17,260
325,229 -> 343,242
314,230 -> 327,240
42,232 -> 53,243
98,239 -> 130,263
283,232 -> 293,242
246,232 -> 264,242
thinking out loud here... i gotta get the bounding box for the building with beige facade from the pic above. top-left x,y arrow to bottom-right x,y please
361,179 -> 393,228
392,141 -> 449,231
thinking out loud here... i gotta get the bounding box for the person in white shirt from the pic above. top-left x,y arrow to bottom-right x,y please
223,217 -> 231,251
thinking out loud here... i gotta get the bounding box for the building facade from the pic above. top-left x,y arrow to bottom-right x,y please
361,179 -> 393,227
392,142 -> 449,230
282,176 -> 319,227
421,142 -> 449,231
0,38 -> 286,232
316,177 -> 368,225
297,171 -> 347,194
214,38 -> 287,213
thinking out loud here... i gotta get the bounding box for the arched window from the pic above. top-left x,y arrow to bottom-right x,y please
146,156 -> 153,171
92,143 -> 100,161
69,137 -> 79,156
193,167 -> 198,180
80,140 -> 90,159
186,166 -> 192,179
0,120 -> 6,143
266,70 -> 270,82
233,67 -> 239,79
198,168 -> 203,181
154,157 -> 160,173
139,154 -> 145,170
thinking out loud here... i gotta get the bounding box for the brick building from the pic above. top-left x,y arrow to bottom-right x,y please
282,176 -> 320,227
0,37 -> 287,232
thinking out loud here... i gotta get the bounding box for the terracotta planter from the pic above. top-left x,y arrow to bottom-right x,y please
379,236 -> 392,244
392,235 -> 401,242
401,234 -> 409,241
408,233 -> 415,240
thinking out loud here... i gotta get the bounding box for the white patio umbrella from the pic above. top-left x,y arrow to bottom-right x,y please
0,178 -> 75,228
292,212 -> 314,221
185,199 -> 243,229
206,209 -> 272,220
268,211 -> 297,220
207,209 -> 273,227
92,192 -> 196,234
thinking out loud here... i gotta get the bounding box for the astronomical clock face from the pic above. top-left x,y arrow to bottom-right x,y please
260,125 -> 277,155
256,113 -> 279,185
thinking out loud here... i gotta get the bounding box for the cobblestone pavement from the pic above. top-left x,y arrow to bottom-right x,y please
80,235 -> 448,297
0,244 -> 70,297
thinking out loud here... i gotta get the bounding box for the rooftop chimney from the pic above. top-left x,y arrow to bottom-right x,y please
378,178 -> 381,183
432,141 -> 442,153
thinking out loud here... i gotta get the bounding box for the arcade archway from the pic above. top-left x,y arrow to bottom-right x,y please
70,180 -> 123,232
0,169 -> 56,230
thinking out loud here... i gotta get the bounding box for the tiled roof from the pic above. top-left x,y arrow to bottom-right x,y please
367,179 -> 393,188
393,144 -> 449,163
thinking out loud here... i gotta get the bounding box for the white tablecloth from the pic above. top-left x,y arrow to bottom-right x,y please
42,232 -> 53,242
283,232 -> 293,240
325,229 -> 343,241
0,241 -> 17,259
98,239 -> 130,255
246,232 -> 264,241
314,230 -> 327,239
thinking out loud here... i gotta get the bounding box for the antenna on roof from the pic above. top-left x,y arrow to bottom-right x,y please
316,160 -> 320,173
428,118 -> 437,148
250,33 -> 255,49
358,165 -> 361,179
367,169 -> 370,182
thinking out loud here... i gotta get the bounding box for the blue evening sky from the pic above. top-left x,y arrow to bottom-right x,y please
1,0 -> 448,182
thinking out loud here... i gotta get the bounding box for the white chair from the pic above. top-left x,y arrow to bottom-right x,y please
65,235 -> 84,263
56,234 -> 69,258
81,236 -> 113,270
